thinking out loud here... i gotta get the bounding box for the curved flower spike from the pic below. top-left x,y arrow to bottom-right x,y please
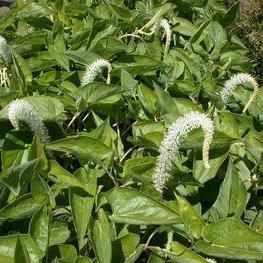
220,73 -> 258,113
153,19 -> 172,58
0,67 -> 9,87
81,59 -> 112,86
153,112 -> 214,193
159,19 -> 172,58
136,19 -> 172,58
8,99 -> 49,143
0,35 -> 11,64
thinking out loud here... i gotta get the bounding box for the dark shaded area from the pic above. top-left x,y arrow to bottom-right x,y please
226,0 -> 263,82
0,0 -> 12,7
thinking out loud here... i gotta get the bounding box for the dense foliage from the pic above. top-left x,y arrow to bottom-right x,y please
0,0 -> 262,262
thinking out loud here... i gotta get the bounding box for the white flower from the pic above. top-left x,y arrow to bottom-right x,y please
136,18 -> 172,58
206,258 -> 217,263
153,19 -> 172,58
8,99 -> 49,143
220,73 -> 258,113
0,66 -> 9,87
81,58 -> 112,86
153,112 -> 214,193
0,35 -> 11,64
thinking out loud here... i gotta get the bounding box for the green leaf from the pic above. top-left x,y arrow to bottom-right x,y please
54,244 -> 77,262
206,158 -> 248,221
87,120 -> 124,159
107,3 -> 132,20
147,253 -> 165,263
124,244 -> 144,263
176,195 -> 205,239
170,241 -> 208,263
76,257 -> 93,263
26,52 -> 57,72
49,34 -> 69,71
195,218 -> 263,260
114,56 -> 160,75
193,153 -> 228,184
0,234 -> 42,263
12,51 -> 32,95
49,222 -> 70,246
0,159 -> 39,196
121,70 -> 138,91
123,156 -> 155,181
15,238 -> 31,263
47,134 -> 113,165
79,83 -> 123,107
204,21 -> 228,58
107,188 -> 180,225
170,49 -> 202,81
190,20 -> 211,44
92,209 -> 112,263
173,17 -> 197,36
150,241 -> 207,263
137,84 -> 157,116
120,233 -> 140,258
155,87 -> 200,117
88,25 -> 117,51
24,97 -> 65,122
29,206 -> 49,256
170,80 -> 199,97
16,3 -> 51,20
0,194 -> 47,221
69,168 -> 97,249
48,160 -> 92,193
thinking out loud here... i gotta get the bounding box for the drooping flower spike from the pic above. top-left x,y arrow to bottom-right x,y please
134,18 -> 171,58
0,66 -> 9,88
120,17 -> 172,59
206,258 -> 217,263
160,19 -> 172,57
152,19 -> 171,58
8,99 -> 49,143
0,35 -> 11,64
81,58 -> 112,86
220,73 -> 259,113
153,112 -> 214,193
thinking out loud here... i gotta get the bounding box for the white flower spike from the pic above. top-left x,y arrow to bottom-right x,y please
0,35 -> 11,64
153,112 -> 214,193
8,99 -> 49,143
160,19 -> 172,58
0,66 -> 9,88
135,18 -> 172,58
220,73 -> 258,113
206,258 -> 217,263
81,58 -> 112,86
154,19 -> 172,58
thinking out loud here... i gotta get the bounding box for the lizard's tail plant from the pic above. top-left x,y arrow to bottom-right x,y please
220,73 -> 259,113
8,99 -> 50,143
153,112 -> 214,193
81,58 -> 112,86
